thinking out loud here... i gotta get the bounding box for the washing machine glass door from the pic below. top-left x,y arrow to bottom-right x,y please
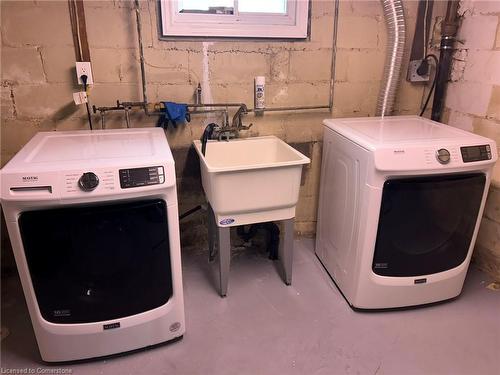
372,173 -> 486,277
19,199 -> 173,324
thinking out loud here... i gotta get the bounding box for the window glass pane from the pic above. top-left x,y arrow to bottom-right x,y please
238,0 -> 287,13
179,0 -> 234,14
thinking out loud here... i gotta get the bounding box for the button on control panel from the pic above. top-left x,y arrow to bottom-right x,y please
78,172 -> 99,191
119,166 -> 165,189
461,145 -> 492,163
436,148 -> 451,164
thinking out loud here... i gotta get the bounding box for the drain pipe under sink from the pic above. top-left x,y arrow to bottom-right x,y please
376,0 -> 407,117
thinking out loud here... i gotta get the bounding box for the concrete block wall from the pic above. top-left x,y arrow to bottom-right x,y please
444,0 -> 500,280
1,0 -> 444,248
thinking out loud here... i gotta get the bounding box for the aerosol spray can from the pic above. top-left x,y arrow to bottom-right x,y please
254,76 -> 265,114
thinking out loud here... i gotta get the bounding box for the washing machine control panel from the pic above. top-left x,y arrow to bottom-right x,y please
119,166 -> 165,189
460,145 -> 492,163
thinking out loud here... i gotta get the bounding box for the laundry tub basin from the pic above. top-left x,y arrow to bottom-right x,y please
193,136 -> 310,227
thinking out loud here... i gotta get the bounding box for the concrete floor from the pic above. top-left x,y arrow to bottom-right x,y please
1,239 -> 499,375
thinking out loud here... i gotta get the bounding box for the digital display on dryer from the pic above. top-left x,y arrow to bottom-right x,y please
128,168 -> 150,182
119,166 -> 165,188
460,145 -> 492,163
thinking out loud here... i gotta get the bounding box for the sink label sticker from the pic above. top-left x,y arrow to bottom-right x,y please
220,218 -> 235,225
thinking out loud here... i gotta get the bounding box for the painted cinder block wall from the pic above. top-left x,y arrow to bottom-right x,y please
1,1 -> 445,248
443,0 -> 500,279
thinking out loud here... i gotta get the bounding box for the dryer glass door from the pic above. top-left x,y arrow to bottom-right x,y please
19,199 -> 173,324
372,173 -> 486,277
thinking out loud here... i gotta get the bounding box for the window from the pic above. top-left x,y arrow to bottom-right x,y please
160,0 -> 309,39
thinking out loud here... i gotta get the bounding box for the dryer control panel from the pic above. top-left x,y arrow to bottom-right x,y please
460,145 -> 492,163
119,166 -> 165,189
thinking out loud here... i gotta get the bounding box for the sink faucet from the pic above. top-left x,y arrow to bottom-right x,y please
200,105 -> 253,155
231,104 -> 249,130
217,104 -> 253,140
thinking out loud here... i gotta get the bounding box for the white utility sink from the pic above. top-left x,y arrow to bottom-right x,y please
193,136 -> 310,227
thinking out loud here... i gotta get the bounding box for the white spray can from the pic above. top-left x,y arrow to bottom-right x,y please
254,76 -> 265,111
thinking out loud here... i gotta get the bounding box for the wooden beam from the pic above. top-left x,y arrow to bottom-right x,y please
75,0 -> 91,62
67,0 -> 82,62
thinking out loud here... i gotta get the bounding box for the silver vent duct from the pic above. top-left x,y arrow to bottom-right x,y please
376,0 -> 406,117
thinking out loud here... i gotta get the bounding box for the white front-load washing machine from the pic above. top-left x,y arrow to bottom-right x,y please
316,116 -> 497,309
1,128 -> 185,361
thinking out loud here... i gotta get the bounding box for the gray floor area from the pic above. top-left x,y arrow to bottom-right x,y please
1,239 -> 499,375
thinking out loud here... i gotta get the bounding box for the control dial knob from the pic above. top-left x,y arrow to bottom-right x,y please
436,148 -> 451,164
78,172 -> 99,191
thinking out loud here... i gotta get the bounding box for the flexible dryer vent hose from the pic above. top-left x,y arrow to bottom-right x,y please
376,0 -> 406,117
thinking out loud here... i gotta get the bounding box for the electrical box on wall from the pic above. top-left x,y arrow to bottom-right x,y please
76,62 -> 94,85
407,59 -> 431,82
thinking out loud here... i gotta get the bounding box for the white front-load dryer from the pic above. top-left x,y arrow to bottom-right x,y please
1,128 -> 185,361
316,116 -> 497,309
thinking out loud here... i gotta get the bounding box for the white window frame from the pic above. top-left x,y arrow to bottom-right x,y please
160,0 -> 309,39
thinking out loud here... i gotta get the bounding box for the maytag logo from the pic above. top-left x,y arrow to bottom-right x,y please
22,176 -> 39,182
103,322 -> 120,330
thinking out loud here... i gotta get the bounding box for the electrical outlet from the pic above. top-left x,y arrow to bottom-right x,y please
407,60 -> 430,82
76,62 -> 94,85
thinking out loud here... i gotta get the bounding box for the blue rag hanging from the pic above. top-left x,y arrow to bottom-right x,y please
157,102 -> 190,129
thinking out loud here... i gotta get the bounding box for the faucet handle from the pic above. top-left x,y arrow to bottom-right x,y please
239,123 -> 253,131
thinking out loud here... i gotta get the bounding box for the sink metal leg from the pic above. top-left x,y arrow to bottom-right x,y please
207,204 -> 216,262
217,225 -> 231,297
280,218 -> 294,285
